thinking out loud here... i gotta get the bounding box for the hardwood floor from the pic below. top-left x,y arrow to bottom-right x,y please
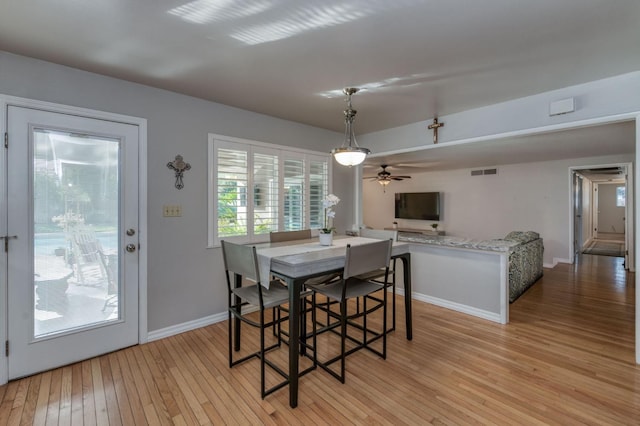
1,254 -> 638,424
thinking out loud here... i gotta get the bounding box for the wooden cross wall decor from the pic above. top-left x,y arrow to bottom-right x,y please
427,117 -> 444,144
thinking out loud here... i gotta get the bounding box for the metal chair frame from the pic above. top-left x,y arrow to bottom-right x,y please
221,240 -> 316,398
308,239 -> 392,383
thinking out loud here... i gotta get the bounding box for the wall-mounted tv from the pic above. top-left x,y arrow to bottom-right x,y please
395,192 -> 441,221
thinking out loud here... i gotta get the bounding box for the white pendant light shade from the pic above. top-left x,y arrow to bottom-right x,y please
332,146 -> 370,166
331,88 -> 370,167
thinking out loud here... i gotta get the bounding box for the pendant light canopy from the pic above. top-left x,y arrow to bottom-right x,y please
331,88 -> 370,166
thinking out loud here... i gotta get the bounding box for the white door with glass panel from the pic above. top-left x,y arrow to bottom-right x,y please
6,106 -> 139,379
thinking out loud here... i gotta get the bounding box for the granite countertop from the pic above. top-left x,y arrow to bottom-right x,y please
397,233 -> 520,252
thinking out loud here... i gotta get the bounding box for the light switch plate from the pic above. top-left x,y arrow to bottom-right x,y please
163,204 -> 182,217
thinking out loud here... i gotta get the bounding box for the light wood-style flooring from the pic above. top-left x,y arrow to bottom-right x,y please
1,254 -> 638,424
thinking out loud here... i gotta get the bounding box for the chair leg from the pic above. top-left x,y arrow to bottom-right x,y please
260,308 -> 266,399
391,282 -> 396,332
228,309 -> 233,368
312,293 -> 318,367
390,259 -> 397,333
272,306 -> 278,338
383,285 -> 387,359
362,296 -> 368,350
340,300 -> 347,383
277,307 -> 283,345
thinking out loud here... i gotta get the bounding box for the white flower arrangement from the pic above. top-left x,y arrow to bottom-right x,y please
321,194 -> 340,234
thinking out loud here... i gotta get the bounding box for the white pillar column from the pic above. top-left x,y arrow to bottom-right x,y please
353,165 -> 363,232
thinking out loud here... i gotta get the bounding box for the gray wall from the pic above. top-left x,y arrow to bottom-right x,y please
0,51 -> 354,332
2,51 -> 639,333
363,154 -> 633,266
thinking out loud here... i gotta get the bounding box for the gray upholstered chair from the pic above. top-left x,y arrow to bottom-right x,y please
221,240 -> 315,398
269,229 -> 312,243
358,228 -> 398,332
307,239 -> 393,383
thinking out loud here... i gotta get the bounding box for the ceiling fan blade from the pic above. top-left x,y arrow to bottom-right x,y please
391,175 -> 412,179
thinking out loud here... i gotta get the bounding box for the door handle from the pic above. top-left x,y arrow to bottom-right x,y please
125,244 -> 136,253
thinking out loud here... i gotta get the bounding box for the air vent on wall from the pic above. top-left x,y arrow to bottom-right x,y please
471,168 -> 498,176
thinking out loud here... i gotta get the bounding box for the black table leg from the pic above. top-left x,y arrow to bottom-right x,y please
234,273 -> 242,351
288,277 -> 302,408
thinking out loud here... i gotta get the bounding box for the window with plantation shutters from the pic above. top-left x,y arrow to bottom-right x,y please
283,158 -> 304,231
253,150 -> 278,234
208,134 -> 331,246
216,147 -> 248,238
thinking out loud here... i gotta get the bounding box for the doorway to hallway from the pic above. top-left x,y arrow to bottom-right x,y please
571,163 -> 632,267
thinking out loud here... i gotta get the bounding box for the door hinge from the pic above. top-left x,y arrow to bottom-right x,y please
2,235 -> 18,252
4,132 -> 7,148
5,341 -> 8,357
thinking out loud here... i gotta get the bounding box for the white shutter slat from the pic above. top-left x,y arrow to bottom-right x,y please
284,159 -> 304,231
309,159 -> 328,229
253,152 -> 278,234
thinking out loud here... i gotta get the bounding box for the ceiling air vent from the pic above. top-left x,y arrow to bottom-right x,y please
471,168 -> 498,176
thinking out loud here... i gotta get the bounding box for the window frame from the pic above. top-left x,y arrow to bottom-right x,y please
208,133 -> 332,247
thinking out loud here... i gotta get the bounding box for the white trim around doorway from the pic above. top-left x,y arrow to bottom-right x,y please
569,162 -> 633,270
0,94 -> 148,385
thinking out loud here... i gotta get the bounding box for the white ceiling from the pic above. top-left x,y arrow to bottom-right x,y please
1,1 -> 638,171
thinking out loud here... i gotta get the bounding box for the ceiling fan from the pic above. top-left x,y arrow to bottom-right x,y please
364,165 -> 411,191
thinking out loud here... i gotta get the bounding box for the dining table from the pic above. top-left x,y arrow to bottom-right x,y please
254,235 -> 412,408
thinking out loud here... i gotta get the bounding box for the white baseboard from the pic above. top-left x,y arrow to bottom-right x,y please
147,312 -> 228,342
548,257 -> 572,268
583,237 -> 594,248
411,292 -> 502,323
394,287 -> 500,322
147,289 -> 501,342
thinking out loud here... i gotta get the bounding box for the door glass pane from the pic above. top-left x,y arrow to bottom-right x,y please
33,128 -> 120,338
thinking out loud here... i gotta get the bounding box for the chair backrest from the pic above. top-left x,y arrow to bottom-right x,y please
270,229 -> 312,243
221,240 -> 260,283
70,227 -> 104,263
360,228 -> 398,241
343,239 -> 393,279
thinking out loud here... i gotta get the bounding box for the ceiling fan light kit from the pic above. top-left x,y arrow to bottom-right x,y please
331,88 -> 370,167
365,164 -> 411,192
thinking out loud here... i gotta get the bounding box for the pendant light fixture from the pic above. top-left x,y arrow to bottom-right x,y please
331,88 -> 370,166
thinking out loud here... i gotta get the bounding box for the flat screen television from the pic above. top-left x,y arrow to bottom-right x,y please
395,192 -> 441,221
